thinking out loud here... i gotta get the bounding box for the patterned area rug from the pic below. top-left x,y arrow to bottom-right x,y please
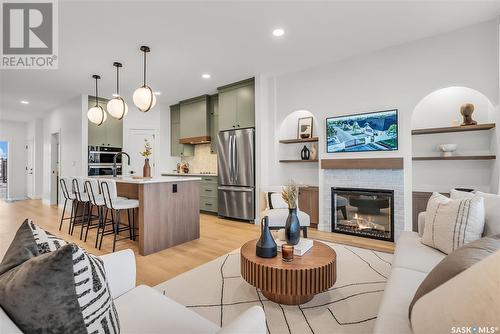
155,240 -> 392,334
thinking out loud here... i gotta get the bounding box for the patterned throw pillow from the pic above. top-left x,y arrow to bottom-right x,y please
422,193 -> 485,254
0,243 -> 120,333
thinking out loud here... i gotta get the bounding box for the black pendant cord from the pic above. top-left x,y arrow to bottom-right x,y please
143,50 -> 147,87
94,77 -> 99,107
116,66 -> 120,96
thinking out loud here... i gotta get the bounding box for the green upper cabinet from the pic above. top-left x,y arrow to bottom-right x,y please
88,96 -> 123,148
217,78 -> 255,131
170,104 -> 194,157
209,94 -> 219,154
179,95 -> 210,142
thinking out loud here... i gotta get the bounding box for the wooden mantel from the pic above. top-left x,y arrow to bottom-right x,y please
320,157 -> 404,170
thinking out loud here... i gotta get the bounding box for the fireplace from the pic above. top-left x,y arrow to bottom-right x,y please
331,187 -> 394,241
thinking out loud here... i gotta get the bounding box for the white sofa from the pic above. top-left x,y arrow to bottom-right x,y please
1,249 -> 266,334
374,210 -> 496,334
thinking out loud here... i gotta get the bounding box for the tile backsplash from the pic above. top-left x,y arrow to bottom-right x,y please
181,144 -> 217,173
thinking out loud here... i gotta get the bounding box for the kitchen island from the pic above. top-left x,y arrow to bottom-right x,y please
96,176 -> 201,255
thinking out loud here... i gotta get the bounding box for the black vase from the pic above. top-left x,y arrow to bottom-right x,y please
301,145 -> 310,160
285,208 -> 301,245
256,216 -> 277,258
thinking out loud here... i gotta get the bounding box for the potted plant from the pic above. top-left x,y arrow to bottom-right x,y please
140,139 -> 152,178
282,181 -> 300,245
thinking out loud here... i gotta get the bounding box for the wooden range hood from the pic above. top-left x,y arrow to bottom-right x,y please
179,136 -> 211,145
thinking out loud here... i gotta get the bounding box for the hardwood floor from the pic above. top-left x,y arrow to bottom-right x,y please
0,199 -> 394,286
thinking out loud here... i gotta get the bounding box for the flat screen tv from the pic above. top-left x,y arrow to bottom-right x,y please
326,109 -> 398,153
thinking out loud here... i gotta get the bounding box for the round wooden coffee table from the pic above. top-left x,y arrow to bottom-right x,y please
240,239 -> 337,305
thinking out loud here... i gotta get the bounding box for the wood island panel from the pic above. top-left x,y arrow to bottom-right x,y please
116,180 -> 200,255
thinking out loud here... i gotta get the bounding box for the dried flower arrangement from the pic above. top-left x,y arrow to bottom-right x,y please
281,181 -> 298,209
140,139 -> 152,158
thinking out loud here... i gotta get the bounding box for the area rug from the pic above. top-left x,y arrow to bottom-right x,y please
155,240 -> 393,334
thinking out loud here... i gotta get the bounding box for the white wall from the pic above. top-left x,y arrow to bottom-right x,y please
258,19 -> 499,230
0,120 -> 27,200
42,96 -> 85,203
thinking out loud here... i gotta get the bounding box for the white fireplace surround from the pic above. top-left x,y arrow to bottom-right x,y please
320,168 -> 404,241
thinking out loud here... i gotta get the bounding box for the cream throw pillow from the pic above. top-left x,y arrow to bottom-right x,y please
450,190 -> 500,236
411,250 -> 500,334
422,193 -> 485,254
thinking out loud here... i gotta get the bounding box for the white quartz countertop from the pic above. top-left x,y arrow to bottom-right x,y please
161,172 -> 217,177
92,175 -> 202,184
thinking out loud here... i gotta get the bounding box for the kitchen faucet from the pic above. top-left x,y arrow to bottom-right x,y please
113,152 -> 130,177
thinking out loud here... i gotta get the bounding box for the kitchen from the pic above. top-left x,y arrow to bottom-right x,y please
87,77 -> 256,254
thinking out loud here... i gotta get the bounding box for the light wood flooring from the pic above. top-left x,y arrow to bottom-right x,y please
0,199 -> 394,286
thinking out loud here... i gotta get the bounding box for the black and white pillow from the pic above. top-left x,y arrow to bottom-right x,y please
27,219 -> 67,253
0,243 -> 120,334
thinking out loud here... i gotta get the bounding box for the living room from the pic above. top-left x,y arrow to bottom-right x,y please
1,1 -> 499,334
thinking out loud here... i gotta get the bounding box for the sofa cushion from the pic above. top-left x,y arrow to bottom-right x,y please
373,267 -> 427,334
392,232 -> 446,273
261,208 -> 310,227
410,249 -> 500,334
0,219 -> 67,275
422,193 -> 485,254
409,234 -> 500,317
115,285 -> 220,334
266,192 -> 288,209
0,243 -> 119,334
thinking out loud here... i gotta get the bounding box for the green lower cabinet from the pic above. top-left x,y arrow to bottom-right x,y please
200,176 -> 217,213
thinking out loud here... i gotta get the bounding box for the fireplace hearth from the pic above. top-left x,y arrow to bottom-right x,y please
331,187 -> 394,242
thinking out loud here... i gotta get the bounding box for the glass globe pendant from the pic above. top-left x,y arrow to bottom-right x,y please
87,75 -> 107,126
107,62 -> 128,120
133,46 -> 156,112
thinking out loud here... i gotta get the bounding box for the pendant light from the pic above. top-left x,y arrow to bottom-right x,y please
87,75 -> 107,126
107,62 -> 128,120
133,45 -> 156,112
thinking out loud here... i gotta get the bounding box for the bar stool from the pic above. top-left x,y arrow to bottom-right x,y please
83,178 -> 129,247
59,177 -> 76,232
99,179 -> 139,252
71,177 -> 92,239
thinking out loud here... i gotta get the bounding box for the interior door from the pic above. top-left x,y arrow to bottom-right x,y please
126,129 -> 156,177
26,139 -> 34,198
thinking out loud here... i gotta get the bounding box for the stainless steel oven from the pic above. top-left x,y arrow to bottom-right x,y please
88,146 -> 122,176
88,164 -> 122,176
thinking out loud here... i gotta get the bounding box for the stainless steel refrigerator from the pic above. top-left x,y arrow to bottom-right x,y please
217,128 -> 255,221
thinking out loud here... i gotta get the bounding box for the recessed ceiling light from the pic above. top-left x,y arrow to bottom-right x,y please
202,73 -> 211,79
154,91 -> 161,96
20,100 -> 29,104
272,28 -> 285,37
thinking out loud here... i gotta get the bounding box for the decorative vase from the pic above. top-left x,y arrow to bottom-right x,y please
300,145 -> 310,160
285,208 -> 301,245
256,216 -> 277,258
143,158 -> 151,178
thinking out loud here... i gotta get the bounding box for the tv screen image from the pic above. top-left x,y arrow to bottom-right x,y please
326,109 -> 398,153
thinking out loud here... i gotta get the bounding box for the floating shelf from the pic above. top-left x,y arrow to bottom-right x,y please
412,155 -> 496,161
279,137 -> 319,144
412,123 -> 495,135
279,159 -> 319,163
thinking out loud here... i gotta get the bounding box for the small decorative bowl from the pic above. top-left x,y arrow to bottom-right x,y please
438,144 -> 457,156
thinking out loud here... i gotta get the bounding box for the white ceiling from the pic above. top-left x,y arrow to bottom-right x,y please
1,1 -> 499,122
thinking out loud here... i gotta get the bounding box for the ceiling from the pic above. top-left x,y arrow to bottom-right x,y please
1,1 -> 499,122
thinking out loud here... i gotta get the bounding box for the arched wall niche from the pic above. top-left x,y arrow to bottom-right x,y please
411,86 -> 499,194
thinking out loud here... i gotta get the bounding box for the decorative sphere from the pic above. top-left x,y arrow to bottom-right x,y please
87,106 -> 107,125
107,96 -> 128,120
133,85 -> 156,112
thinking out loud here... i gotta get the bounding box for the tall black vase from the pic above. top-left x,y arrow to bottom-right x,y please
256,216 -> 277,258
285,208 -> 301,245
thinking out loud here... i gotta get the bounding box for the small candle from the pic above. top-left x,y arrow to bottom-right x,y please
282,244 -> 294,262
